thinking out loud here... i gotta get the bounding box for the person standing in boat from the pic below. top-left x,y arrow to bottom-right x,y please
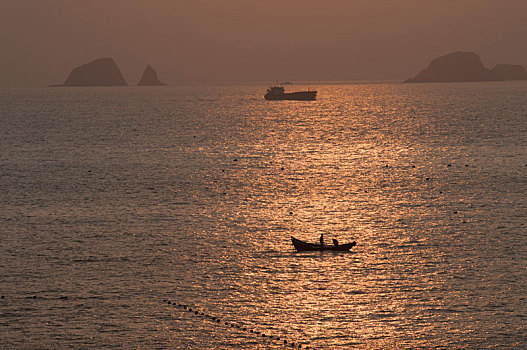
319,234 -> 324,246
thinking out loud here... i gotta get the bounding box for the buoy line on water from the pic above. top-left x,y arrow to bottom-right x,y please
164,300 -> 312,349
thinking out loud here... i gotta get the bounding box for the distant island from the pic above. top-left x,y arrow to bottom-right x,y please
57,58 -> 127,86
53,59 -> 170,87
405,51 -> 527,83
138,65 -> 166,86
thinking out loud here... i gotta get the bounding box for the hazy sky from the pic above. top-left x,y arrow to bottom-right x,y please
1,0 -> 527,87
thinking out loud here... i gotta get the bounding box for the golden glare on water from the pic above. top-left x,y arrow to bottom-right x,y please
1,83 -> 526,348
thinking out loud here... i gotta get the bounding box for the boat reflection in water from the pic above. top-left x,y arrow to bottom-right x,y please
264,85 -> 317,101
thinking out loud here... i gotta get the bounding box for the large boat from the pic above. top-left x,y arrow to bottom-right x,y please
291,236 -> 356,252
264,85 -> 317,101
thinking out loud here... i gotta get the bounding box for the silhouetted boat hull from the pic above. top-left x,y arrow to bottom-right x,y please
265,91 -> 317,101
291,236 -> 356,252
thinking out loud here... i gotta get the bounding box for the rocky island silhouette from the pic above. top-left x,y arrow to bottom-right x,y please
406,51 -> 527,83
54,59 -> 167,87
58,58 -> 128,86
138,65 -> 166,86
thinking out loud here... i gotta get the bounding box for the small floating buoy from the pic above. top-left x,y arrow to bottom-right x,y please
234,159 -> 237,162
281,167 -> 284,170
284,340 -> 288,344
426,177 -> 430,181
289,211 -> 293,215
454,211 -> 457,214
447,164 -> 451,167
1,296 -> 5,299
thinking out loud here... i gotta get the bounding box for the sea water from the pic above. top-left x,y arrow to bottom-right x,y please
0,82 -> 526,349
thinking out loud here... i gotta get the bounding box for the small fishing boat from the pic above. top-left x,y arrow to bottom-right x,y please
291,236 -> 356,252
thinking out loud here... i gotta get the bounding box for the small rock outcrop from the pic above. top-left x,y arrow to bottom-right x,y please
61,58 -> 127,86
491,64 -> 527,80
405,51 -> 496,83
137,65 -> 166,86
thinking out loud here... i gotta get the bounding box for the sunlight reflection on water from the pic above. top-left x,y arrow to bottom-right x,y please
0,82 -> 526,348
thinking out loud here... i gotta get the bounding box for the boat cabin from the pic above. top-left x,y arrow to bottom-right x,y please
267,86 -> 285,94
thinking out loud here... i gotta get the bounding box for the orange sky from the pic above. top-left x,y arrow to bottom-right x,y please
1,0 -> 527,87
